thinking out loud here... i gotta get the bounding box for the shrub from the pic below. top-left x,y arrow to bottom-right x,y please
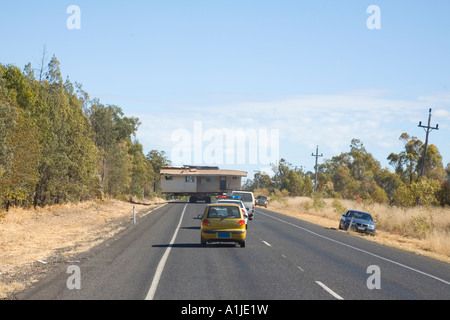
411,178 -> 440,207
370,185 -> 388,204
411,215 -> 434,239
332,199 -> 347,216
392,183 -> 415,207
311,194 -> 326,211
270,189 -> 289,206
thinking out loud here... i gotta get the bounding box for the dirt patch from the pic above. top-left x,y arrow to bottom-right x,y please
0,198 -> 166,299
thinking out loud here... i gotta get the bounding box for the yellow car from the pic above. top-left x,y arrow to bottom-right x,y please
200,203 -> 247,247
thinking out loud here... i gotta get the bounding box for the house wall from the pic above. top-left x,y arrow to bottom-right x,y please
161,176 -> 197,193
197,177 -> 220,192
226,176 -> 242,191
161,175 -> 242,194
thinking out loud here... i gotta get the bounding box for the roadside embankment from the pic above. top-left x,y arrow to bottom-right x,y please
0,198 -> 166,299
267,196 -> 450,264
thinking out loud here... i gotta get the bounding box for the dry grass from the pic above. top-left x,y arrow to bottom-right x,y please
0,198 -> 166,299
268,196 -> 450,264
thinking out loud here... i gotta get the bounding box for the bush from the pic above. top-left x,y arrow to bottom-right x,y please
411,178 -> 441,207
370,185 -> 388,204
253,188 -> 270,197
332,199 -> 347,216
411,215 -> 434,239
392,178 -> 441,207
311,194 -> 326,211
392,183 -> 415,207
270,189 -> 289,206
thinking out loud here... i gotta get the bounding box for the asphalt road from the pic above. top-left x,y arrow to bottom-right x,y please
19,202 -> 450,300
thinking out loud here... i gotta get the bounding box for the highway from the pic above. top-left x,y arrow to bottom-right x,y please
20,202 -> 450,300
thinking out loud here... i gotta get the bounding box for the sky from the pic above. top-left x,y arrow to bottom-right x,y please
1,0 -> 449,181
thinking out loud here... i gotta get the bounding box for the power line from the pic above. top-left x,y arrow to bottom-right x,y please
418,108 -> 439,178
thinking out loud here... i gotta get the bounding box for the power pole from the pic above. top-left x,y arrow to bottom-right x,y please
418,108 -> 439,178
311,146 -> 323,193
253,170 -> 261,189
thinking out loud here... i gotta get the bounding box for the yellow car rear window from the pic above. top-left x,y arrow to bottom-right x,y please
207,206 -> 240,219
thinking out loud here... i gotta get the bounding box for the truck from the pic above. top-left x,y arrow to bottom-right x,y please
231,191 -> 255,219
160,166 -> 247,203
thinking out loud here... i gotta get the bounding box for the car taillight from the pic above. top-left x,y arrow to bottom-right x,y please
202,219 -> 211,227
237,220 -> 245,226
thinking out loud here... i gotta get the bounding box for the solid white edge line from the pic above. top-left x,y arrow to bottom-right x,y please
145,203 -> 187,300
257,210 -> 450,286
316,281 -> 344,300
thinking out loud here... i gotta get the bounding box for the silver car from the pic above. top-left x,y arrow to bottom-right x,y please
339,210 -> 376,235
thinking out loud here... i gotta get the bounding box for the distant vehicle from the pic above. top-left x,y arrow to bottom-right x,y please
231,191 -> 255,220
200,203 -> 247,247
339,210 -> 376,235
216,199 -> 248,228
255,195 -> 268,208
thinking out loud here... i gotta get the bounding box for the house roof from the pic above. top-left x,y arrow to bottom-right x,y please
160,166 -> 247,177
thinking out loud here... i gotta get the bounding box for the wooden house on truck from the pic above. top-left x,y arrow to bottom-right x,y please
160,166 -> 247,203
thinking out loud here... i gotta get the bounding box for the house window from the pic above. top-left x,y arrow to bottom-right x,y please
165,175 -> 173,180
185,176 -> 195,183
